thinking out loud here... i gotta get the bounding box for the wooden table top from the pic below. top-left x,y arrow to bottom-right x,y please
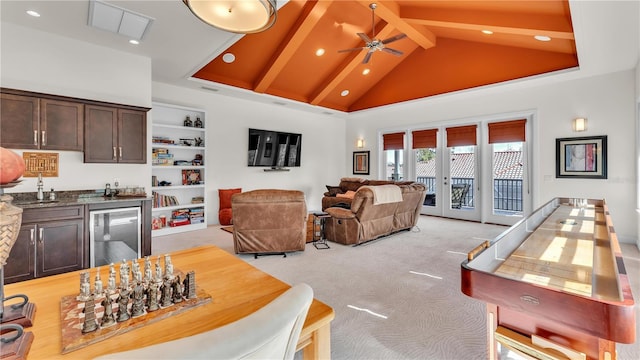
4,245 -> 335,359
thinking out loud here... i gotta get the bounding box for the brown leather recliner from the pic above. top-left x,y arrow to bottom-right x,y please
231,189 -> 307,256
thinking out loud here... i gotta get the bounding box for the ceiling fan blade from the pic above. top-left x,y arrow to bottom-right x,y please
362,51 -> 373,64
382,47 -> 404,56
381,33 -> 407,44
338,47 -> 366,53
357,32 -> 372,44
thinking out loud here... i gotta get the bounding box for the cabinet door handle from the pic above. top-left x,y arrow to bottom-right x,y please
41,131 -> 46,146
30,228 -> 35,245
34,130 -> 38,145
113,147 -> 117,160
38,227 -> 44,244
119,146 -> 123,159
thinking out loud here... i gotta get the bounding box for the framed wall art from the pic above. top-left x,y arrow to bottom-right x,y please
556,135 -> 607,179
353,151 -> 370,175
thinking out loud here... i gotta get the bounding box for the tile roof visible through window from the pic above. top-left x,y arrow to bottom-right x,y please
414,151 -> 522,180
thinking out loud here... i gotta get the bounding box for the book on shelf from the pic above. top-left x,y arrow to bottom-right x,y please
152,192 -> 179,208
189,207 -> 205,224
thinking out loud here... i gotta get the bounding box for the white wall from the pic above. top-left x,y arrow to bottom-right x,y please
152,82 -> 346,224
347,70 -> 638,244
1,23 -> 152,195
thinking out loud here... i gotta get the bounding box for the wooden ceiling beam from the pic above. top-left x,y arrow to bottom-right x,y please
254,0 -> 334,93
355,0 -> 436,50
310,24 -> 398,105
401,6 -> 574,40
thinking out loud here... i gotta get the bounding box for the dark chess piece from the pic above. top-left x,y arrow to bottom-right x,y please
101,295 -> 116,327
117,288 -> 131,322
131,282 -> 146,317
184,115 -> 193,127
146,282 -> 160,312
172,276 -> 183,303
183,271 -> 196,299
160,277 -> 173,307
82,296 -> 99,333
194,117 -> 203,128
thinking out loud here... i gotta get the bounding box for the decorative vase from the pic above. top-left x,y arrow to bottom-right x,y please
0,147 -> 25,184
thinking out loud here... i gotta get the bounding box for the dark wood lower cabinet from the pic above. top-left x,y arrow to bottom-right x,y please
4,206 -> 84,284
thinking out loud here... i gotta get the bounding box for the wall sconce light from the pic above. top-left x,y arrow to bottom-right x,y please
573,118 -> 587,132
183,0 -> 277,34
356,138 -> 365,148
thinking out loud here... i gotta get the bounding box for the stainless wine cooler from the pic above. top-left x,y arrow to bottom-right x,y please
90,207 -> 141,267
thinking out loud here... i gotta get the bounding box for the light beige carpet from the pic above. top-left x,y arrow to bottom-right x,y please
152,216 -> 640,360
220,226 -> 233,234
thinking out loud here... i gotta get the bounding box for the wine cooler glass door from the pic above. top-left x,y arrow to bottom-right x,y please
90,207 -> 142,267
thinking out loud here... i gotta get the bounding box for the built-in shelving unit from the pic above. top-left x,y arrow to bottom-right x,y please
151,102 -> 207,237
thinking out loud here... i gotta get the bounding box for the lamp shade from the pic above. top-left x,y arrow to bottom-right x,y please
183,0 -> 277,34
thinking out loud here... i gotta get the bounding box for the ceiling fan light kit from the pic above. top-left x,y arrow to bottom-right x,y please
183,0 -> 277,34
338,3 -> 406,64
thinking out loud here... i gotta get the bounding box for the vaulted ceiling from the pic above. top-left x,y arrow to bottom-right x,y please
192,0 -> 578,112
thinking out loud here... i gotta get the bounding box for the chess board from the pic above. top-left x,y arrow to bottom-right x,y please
60,271 -> 212,354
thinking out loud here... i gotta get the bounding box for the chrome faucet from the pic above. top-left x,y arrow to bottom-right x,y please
37,173 -> 44,201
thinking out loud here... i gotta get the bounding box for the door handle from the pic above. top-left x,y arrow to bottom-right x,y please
38,227 -> 44,244
41,131 -> 46,146
33,130 -> 38,146
30,228 -> 35,245
119,146 -> 122,159
113,147 -> 117,160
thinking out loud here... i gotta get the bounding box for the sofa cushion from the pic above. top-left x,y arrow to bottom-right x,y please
219,208 -> 233,225
219,188 -> 242,209
336,190 -> 356,199
325,207 -> 356,219
325,185 -> 342,196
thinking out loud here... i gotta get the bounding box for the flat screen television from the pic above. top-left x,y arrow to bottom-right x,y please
248,128 -> 301,168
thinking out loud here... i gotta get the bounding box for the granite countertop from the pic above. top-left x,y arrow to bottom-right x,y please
8,190 -> 150,209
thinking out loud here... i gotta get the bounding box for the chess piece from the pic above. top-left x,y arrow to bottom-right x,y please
194,117 -> 203,128
116,287 -> 131,322
109,262 -> 116,278
108,273 -> 117,294
82,296 -> 99,333
131,282 -> 146,317
101,295 -> 116,327
184,115 -> 193,127
172,276 -> 183,303
184,271 -> 197,299
78,271 -> 91,301
94,269 -> 103,295
146,282 -> 160,312
160,277 -> 173,307
154,261 -> 163,283
164,254 -> 174,279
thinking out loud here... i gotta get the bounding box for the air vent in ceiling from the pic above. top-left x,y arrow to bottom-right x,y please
88,0 -> 154,40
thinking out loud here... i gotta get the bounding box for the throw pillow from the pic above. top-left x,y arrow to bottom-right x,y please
336,190 -> 356,199
325,185 -> 342,196
219,188 -> 242,209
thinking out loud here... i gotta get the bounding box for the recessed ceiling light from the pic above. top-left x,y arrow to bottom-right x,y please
481,30 -> 493,35
362,68 -> 370,75
534,35 -> 551,42
222,53 -> 236,63
340,90 -> 349,97
26,10 -> 41,17
315,48 -> 325,56
129,39 -> 139,45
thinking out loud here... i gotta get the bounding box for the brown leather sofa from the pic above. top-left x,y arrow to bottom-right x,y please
322,177 -> 420,210
323,182 -> 426,245
231,189 -> 307,256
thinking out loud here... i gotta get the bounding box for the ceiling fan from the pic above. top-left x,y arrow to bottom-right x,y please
338,3 -> 407,64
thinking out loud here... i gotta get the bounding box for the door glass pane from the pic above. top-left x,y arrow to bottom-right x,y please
386,150 -> 404,180
415,147 -> 436,206
492,142 -> 523,216
450,146 -> 475,210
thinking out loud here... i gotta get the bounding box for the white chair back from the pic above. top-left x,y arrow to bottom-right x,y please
94,283 -> 314,360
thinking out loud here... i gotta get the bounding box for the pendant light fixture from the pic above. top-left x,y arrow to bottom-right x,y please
183,0 -> 277,34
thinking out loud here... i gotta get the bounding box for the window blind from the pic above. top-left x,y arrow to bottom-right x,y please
488,119 -> 526,144
412,129 -> 437,149
383,132 -> 405,150
446,125 -> 477,147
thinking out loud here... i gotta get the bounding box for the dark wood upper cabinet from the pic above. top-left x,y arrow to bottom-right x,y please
41,99 -> 83,151
0,93 -> 40,149
84,106 -> 147,163
0,92 -> 83,151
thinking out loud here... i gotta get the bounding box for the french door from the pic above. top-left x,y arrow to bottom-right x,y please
406,117 -> 529,225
